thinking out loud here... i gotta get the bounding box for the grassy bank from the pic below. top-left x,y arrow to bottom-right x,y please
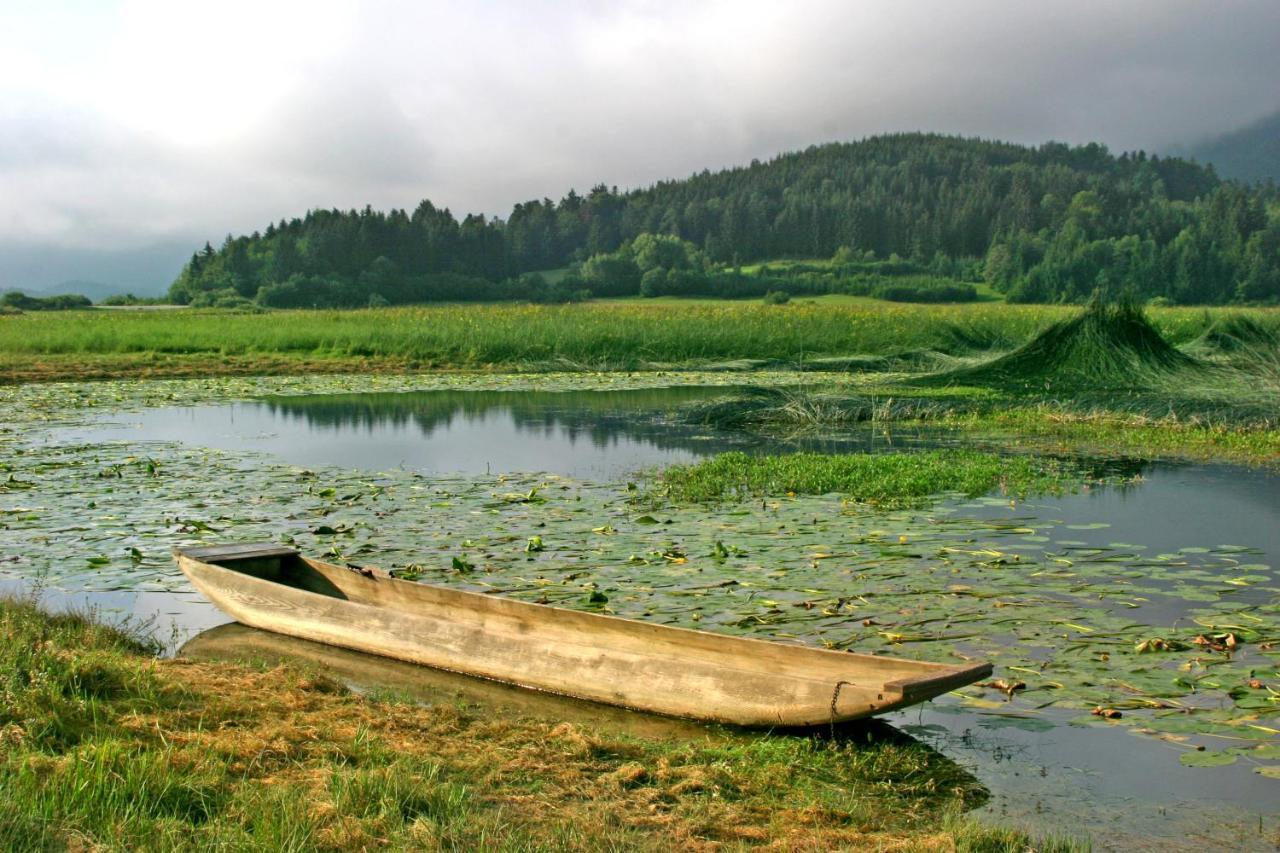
0,597 -> 1073,850
2,301 -> 1273,382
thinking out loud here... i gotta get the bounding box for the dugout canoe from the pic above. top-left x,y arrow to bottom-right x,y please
174,543 -> 991,726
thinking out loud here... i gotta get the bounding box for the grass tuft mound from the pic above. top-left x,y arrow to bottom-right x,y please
924,301 -> 1204,390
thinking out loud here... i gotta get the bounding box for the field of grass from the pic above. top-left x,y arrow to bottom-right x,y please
595,292 -> 892,307
1,300 -> 1273,382
0,596 -> 1076,851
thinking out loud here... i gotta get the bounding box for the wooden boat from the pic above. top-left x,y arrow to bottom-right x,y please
181,623 -> 716,740
175,543 -> 992,726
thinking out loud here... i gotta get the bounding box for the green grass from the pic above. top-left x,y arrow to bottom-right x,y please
1,301 -> 1272,382
939,406 -> 1280,465
658,449 -> 1080,505
1191,313 -> 1280,354
0,596 -> 1077,849
684,388 -> 1280,466
596,292 -> 891,306
671,302 -> 1280,464
926,300 -> 1210,391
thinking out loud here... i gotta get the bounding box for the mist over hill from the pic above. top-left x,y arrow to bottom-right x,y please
0,242 -> 189,299
1187,110 -> 1280,184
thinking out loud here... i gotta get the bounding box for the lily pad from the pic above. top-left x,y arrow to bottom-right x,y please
1179,751 -> 1239,768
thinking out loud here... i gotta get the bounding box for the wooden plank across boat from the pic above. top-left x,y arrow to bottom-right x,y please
175,543 -> 991,727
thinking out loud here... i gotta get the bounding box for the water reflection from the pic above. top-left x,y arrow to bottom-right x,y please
898,700 -> 1280,850
0,578 -> 228,652
54,387 -> 951,480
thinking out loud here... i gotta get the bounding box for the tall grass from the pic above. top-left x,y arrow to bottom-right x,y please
1,302 -> 1270,370
926,301 -> 1209,390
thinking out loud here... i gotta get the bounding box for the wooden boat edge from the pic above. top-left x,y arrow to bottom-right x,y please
175,543 -> 993,726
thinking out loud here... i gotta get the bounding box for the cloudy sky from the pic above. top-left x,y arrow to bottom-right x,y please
3,0 -> 1278,292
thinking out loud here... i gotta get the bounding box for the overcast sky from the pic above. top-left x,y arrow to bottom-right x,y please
3,0 -> 1279,292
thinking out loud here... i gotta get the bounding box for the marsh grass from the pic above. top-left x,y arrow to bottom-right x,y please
679,302 -> 1280,464
683,386 -> 983,430
0,596 -> 1079,850
683,384 -> 1280,466
1191,313 -> 1280,355
1187,313 -> 1280,393
923,301 -> 1209,391
658,449 -> 1076,504
0,301 -> 1268,382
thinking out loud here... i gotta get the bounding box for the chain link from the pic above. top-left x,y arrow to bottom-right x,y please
829,680 -> 853,738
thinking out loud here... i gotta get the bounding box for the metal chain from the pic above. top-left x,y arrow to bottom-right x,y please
829,680 -> 853,738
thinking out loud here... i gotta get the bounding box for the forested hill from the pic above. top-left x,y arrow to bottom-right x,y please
170,133 -> 1280,307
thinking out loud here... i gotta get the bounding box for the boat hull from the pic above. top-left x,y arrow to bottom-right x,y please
176,544 -> 991,727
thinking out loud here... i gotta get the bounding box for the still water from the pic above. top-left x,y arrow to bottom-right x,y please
51,387 -> 942,480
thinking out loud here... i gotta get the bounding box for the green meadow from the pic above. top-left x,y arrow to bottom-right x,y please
0,298 -> 1274,379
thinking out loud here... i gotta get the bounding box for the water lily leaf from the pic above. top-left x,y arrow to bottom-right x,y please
1179,750 -> 1239,768
976,714 -> 1055,732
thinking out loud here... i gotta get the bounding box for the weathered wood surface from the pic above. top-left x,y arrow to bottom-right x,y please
175,543 -> 991,726
181,623 -> 715,739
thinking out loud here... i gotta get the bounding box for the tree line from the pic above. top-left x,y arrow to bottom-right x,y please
168,133 -> 1280,307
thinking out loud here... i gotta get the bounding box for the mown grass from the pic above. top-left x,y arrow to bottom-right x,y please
658,449 -> 1079,505
0,596 -> 1082,850
1,301 -> 1272,382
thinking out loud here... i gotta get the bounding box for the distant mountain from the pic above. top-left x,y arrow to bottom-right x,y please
1,280 -> 153,304
1187,110 -> 1280,184
169,130 -> 1280,306
35,280 -> 129,303
0,241 -> 190,298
